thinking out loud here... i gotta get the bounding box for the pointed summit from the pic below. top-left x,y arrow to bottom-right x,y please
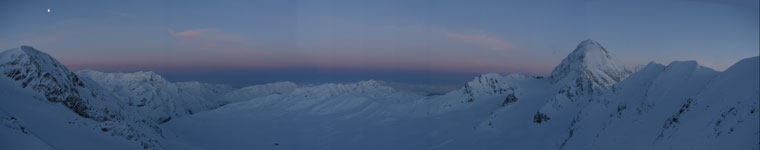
574,39 -> 610,56
577,39 -> 605,50
549,39 -> 630,94
1,46 -> 74,77
552,39 -> 614,75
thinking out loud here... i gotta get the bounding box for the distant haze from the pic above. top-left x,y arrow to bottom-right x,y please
158,68 -> 478,95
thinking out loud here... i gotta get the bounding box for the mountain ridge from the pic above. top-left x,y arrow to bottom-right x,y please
1,42 -> 757,150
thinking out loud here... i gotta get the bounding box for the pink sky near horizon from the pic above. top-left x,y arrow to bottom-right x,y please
52,26 -> 556,75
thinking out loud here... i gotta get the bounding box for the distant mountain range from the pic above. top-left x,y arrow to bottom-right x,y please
1,40 -> 757,150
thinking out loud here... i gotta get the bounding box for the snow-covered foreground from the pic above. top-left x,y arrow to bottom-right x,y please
1,40 -> 757,150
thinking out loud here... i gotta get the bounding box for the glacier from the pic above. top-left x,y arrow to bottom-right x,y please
0,40 -> 757,150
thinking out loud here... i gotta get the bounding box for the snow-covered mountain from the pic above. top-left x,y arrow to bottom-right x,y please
581,57 -> 759,150
0,46 -> 167,149
215,81 -> 297,103
0,46 -> 104,119
549,39 -> 631,90
164,40 -> 757,150
75,69 -> 234,123
0,46 -> 301,149
1,40 -> 757,150
0,46 -> 311,149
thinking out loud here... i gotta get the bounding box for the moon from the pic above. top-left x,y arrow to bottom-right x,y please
47,8 -> 51,13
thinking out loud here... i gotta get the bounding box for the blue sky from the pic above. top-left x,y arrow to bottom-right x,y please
0,0 -> 757,87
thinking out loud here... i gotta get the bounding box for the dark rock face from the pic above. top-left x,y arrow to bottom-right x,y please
503,94 -> 518,106
534,112 -> 550,124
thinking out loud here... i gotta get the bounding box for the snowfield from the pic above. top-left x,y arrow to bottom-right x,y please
1,40 -> 757,150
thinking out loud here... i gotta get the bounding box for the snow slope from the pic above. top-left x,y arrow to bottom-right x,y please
0,67 -> 139,150
582,57 -> 759,150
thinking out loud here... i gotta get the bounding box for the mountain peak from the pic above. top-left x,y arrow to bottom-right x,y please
3,46 -> 61,68
20,45 -> 34,50
18,46 -> 49,57
76,69 -> 169,84
578,39 -> 601,47
1,46 -> 102,119
549,39 -> 630,92
569,39 -> 611,61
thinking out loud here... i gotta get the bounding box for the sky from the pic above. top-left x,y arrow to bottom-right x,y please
0,0 -> 758,90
